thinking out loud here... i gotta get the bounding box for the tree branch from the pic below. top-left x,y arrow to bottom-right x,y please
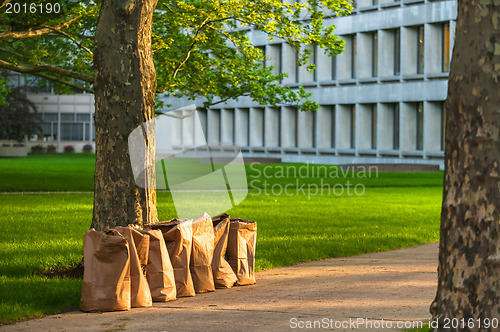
43,26 -> 93,55
172,16 -> 212,79
0,59 -> 93,93
0,58 -> 94,84
0,16 -> 81,41
206,25 -> 247,57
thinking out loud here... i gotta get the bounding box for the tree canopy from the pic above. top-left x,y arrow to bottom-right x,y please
0,86 -> 41,141
0,0 -> 351,111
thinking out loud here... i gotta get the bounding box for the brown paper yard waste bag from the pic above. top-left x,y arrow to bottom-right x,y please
190,213 -> 215,293
145,219 -> 195,297
80,229 -> 131,312
227,218 -> 257,285
115,226 -> 152,308
212,214 -> 238,288
137,228 -> 177,302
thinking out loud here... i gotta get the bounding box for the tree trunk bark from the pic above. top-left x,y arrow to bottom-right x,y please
430,1 -> 500,330
91,0 -> 158,231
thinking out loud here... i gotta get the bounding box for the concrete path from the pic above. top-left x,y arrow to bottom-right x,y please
2,243 -> 439,332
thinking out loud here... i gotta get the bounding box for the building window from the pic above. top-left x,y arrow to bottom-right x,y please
417,26 -> 424,74
372,32 -> 378,77
352,35 -> 357,78
331,106 -> 336,148
256,46 -> 266,68
416,102 -> 423,150
442,23 -> 450,72
313,45 -> 317,82
41,112 -> 94,142
197,109 -> 208,140
308,110 -> 316,148
251,108 -> 265,147
440,102 -> 446,151
394,29 -> 401,75
61,123 -> 83,141
61,113 -> 74,122
208,109 -> 221,144
268,44 -> 282,82
393,104 -> 400,150
350,105 -> 356,149
371,105 -> 377,149
332,56 -> 337,80
295,50 -> 300,82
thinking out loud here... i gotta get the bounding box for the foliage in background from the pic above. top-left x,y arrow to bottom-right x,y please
0,0 -> 351,112
82,144 -> 92,153
30,144 -> 44,153
0,87 -> 41,142
0,71 -> 10,105
63,145 -> 74,153
47,144 -> 56,153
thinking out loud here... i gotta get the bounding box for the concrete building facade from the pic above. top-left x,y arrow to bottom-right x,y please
11,0 -> 457,167
165,0 -> 457,168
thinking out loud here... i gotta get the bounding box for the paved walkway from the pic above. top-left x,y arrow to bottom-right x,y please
2,243 -> 439,332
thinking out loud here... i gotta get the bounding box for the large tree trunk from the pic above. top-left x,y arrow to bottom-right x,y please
91,0 -> 158,231
430,1 -> 500,330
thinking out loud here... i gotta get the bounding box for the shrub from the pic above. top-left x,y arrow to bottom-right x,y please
13,143 -> 25,147
47,144 -> 57,153
31,145 -> 45,153
82,144 -> 93,153
63,145 -> 75,153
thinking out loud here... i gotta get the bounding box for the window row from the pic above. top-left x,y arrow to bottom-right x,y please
41,112 -> 95,141
193,103 -> 445,154
351,0 -> 449,11
257,22 -> 452,84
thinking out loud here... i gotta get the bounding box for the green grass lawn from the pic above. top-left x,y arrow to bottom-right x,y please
0,155 -> 444,323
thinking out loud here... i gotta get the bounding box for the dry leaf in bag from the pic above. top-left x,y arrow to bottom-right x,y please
212,214 -> 237,288
227,218 -> 257,286
115,226 -> 152,308
138,228 -> 176,302
80,229 -> 131,312
190,212 -> 215,293
146,219 -> 195,297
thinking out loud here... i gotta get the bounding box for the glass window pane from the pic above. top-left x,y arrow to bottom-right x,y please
85,123 -> 90,142
352,35 -> 357,78
416,102 -> 424,150
332,56 -> 337,80
61,114 -> 74,122
77,113 -> 91,122
42,123 -> 51,137
394,29 -> 400,75
61,123 -> 84,141
61,123 -> 71,140
372,32 -> 378,77
331,106 -> 336,148
350,105 -> 356,149
393,104 -> 400,150
417,26 -> 424,74
371,105 -> 377,149
43,113 -> 58,122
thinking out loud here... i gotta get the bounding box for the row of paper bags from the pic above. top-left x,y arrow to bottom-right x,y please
80,213 -> 257,312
